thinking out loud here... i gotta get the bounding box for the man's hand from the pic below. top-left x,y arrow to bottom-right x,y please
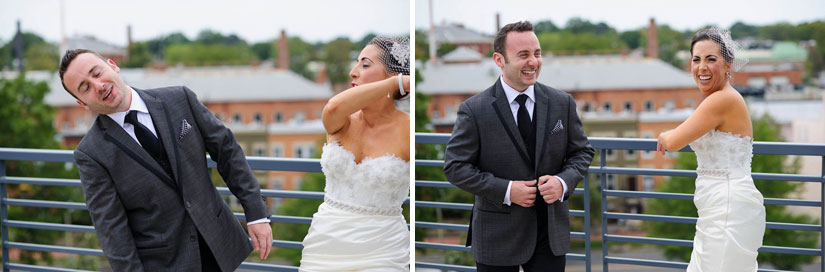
538,175 -> 563,204
510,180 -> 537,207
248,222 -> 272,259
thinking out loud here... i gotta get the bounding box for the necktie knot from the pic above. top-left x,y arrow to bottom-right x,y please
515,94 -> 529,107
124,110 -> 140,126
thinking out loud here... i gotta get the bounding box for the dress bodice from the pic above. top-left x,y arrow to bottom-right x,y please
688,129 -> 753,176
319,142 -> 410,215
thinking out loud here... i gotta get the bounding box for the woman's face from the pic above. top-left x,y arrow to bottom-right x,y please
691,40 -> 732,95
349,44 -> 390,88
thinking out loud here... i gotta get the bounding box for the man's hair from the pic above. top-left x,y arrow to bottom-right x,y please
493,21 -> 534,61
59,49 -> 106,100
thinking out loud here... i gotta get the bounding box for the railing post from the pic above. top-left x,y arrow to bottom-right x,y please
1,160 -> 9,272
584,174 -> 591,272
599,149 -> 608,272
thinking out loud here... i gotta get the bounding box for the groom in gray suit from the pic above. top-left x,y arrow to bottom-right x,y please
444,21 -> 594,271
59,49 -> 273,271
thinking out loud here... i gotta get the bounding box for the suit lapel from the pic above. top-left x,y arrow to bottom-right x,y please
100,114 -> 178,190
138,89 -> 182,187
490,79 -> 531,166
533,85 -> 551,171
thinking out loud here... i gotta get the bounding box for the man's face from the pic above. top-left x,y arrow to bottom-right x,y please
62,53 -> 131,114
494,31 -> 542,91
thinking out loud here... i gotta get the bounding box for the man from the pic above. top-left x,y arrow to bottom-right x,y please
444,21 -> 594,271
59,49 -> 273,271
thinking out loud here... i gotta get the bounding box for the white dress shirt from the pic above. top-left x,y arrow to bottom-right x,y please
107,87 -> 270,226
499,77 -> 568,205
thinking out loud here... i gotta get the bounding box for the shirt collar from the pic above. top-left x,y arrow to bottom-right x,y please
501,76 -> 535,105
107,87 -> 147,127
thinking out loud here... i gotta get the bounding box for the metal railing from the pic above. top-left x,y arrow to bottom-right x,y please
0,147 -> 410,272
414,132 -> 825,272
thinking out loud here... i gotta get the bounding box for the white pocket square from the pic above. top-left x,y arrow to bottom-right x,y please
180,119 -> 192,140
550,120 -> 564,134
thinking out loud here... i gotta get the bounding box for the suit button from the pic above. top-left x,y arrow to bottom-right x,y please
186,201 -> 191,209
190,235 -> 196,242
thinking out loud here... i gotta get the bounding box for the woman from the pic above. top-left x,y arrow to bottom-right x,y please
657,28 -> 765,271
299,37 -> 410,271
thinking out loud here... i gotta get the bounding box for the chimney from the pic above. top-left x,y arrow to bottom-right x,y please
646,18 -> 658,59
428,0 -> 437,64
315,65 -> 328,84
277,29 -> 289,70
14,20 -> 24,72
127,24 -> 133,46
496,13 -> 501,32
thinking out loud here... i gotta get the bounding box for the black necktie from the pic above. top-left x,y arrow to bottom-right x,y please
124,110 -> 163,159
515,94 -> 536,166
515,94 -> 532,144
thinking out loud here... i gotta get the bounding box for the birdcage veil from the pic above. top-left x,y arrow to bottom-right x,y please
694,26 -> 749,72
367,36 -> 410,76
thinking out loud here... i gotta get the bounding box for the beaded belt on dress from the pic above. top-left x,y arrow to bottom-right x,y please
323,196 -> 402,216
696,167 -> 750,178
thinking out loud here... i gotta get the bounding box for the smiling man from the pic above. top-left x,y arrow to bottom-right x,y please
444,21 -> 594,272
59,49 -> 273,272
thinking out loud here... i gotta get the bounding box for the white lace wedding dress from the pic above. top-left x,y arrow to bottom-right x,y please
299,142 -> 410,271
687,129 -> 765,271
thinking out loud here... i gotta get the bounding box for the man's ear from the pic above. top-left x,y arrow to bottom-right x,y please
76,100 -> 89,110
493,52 -> 506,68
107,59 -> 120,73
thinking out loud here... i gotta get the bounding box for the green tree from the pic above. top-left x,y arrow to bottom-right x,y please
646,115 -> 818,270
0,74 -> 96,269
164,43 -> 253,66
730,21 -> 759,39
534,20 -> 560,34
123,42 -> 152,68
619,30 -> 642,49
322,37 -> 355,87
271,37 -> 319,80
414,30 -> 430,61
250,41 -> 273,61
0,32 -> 58,71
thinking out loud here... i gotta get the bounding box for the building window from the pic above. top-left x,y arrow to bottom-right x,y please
294,111 -> 306,123
582,102 -> 592,112
432,111 -> 441,119
642,131 -> 655,159
274,112 -> 283,123
271,145 -> 284,157
602,102 -> 612,113
606,149 -> 617,161
254,148 -> 266,157
294,144 -> 314,158
644,100 -> 654,112
643,176 -> 654,191
686,98 -> 696,109
623,101 -> 633,113
664,100 -> 675,110
253,113 -> 262,124
232,113 -> 242,124
606,174 -> 616,190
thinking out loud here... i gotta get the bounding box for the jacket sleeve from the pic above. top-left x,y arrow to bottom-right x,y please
75,149 -> 145,272
444,102 -> 510,208
182,86 -> 271,222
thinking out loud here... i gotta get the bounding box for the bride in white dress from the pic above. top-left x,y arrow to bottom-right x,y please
299,37 -> 410,271
657,27 -> 765,272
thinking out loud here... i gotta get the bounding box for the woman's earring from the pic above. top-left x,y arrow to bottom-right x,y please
726,72 -> 731,78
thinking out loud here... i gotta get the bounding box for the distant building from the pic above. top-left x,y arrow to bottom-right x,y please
432,23 -> 494,56
64,36 -> 127,64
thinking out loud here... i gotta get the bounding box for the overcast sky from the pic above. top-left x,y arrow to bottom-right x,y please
0,0 -> 411,46
416,0 -> 825,35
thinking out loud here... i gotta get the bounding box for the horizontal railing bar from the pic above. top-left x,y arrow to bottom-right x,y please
414,181 -> 585,195
416,241 -> 472,252
5,220 -> 96,233
232,213 -> 313,225
416,262 -> 476,272
1,176 -> 82,187
413,134 -> 825,156
7,241 -> 104,256
415,201 -> 472,210
605,256 -> 687,269
603,190 -> 822,207
605,212 -> 823,231
415,159 -> 443,167
5,198 -> 87,210
591,167 -> 824,182
5,263 -> 94,272
415,221 -> 468,231
236,262 -> 298,271
218,188 -> 324,199
606,235 -> 822,256
211,156 -> 322,173
0,148 -> 75,162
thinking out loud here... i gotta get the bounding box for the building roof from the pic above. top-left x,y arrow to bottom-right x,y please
433,24 -> 494,45
65,36 -> 125,56
442,46 -> 485,63
418,55 -> 696,95
3,67 -> 333,106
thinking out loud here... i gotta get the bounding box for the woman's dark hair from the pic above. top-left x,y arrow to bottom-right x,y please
690,29 -> 734,63
367,37 -> 410,99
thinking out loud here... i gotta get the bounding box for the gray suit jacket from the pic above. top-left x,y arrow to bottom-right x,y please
74,86 -> 270,271
444,79 -> 594,266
